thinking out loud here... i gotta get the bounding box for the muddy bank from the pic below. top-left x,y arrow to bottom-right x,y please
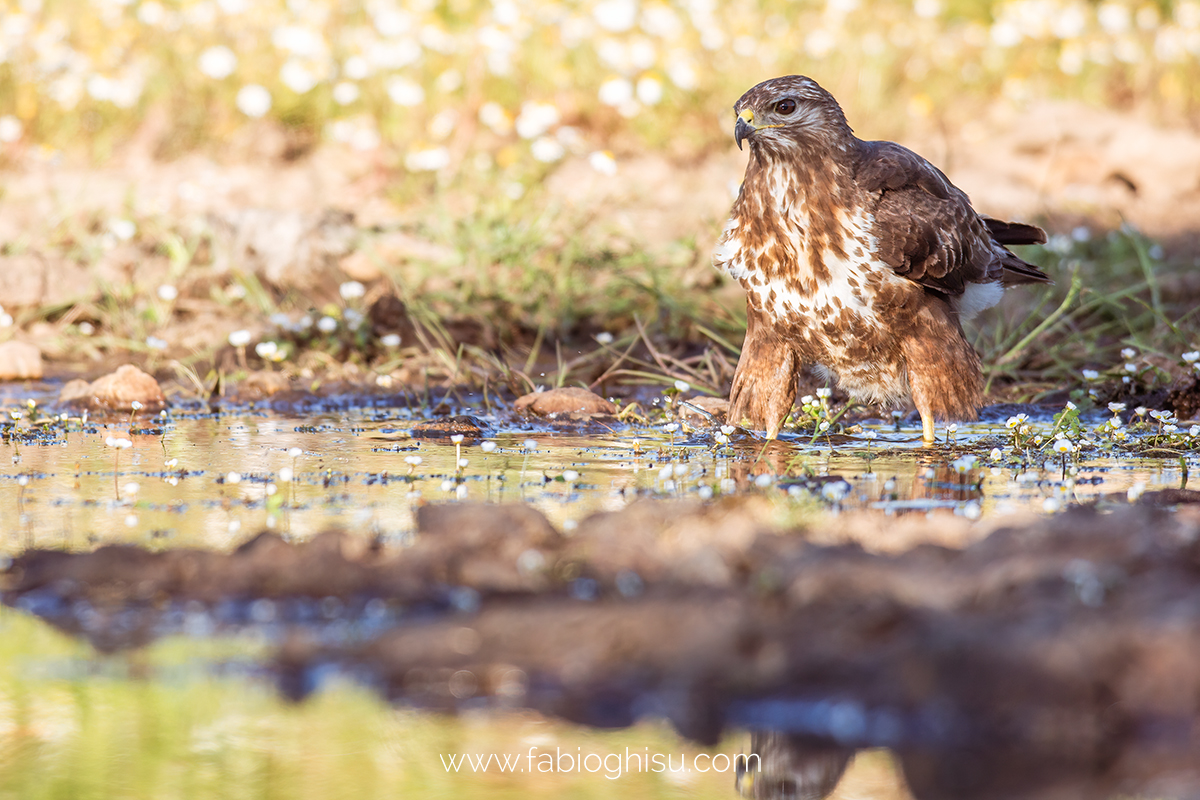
6,499 -> 1200,777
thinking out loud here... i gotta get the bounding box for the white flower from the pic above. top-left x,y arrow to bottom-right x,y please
479,102 -> 512,135
719,425 -> 736,436
1190,425 -> 1200,437
1124,362 -> 1138,373
343,55 -> 370,80
381,333 -> 401,347
228,329 -> 252,347
255,341 -> 278,359
673,380 -> 690,392
0,115 -> 23,143
593,0 -> 637,32
1098,2 -> 1131,33
225,471 -> 242,484
636,76 -> 663,105
801,395 -> 815,405
157,284 -> 178,301
598,77 -> 634,107
199,46 -> 238,80
288,447 -> 303,458
279,467 -> 293,482
1053,439 -> 1073,454
754,473 -> 774,488
1107,402 -> 1126,413
523,439 -> 538,450
816,388 -> 832,399
531,136 -> 565,162
146,336 -> 168,350
405,146 -> 450,172
1164,424 -> 1178,434
563,470 -> 579,482
1182,351 -> 1200,363
108,219 -> 137,241
951,454 -> 977,473
588,150 -> 617,176
332,81 -> 360,105
514,101 -> 559,139
662,423 -> 679,433
481,441 -> 496,453
990,447 -> 1002,461
594,331 -> 614,345
1082,369 -> 1100,380
405,455 -> 422,466
914,0 -> 941,18
1121,347 -> 1137,359
236,84 -> 272,118
280,60 -> 318,94
106,436 -> 133,449
339,280 -> 366,300
317,316 -> 338,334
386,77 -> 425,106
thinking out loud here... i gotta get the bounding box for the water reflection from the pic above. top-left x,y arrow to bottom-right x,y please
735,733 -> 1200,800
0,407 -> 1194,552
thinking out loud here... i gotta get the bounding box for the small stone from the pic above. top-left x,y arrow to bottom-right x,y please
514,387 -> 616,417
0,341 -> 44,380
59,378 -> 92,402
81,365 -> 167,411
411,414 -> 488,439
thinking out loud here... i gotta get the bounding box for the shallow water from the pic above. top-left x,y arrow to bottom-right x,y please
2,397 -> 1200,799
0,403 -> 1194,552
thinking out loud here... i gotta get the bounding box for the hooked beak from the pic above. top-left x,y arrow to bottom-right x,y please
734,109 -> 756,151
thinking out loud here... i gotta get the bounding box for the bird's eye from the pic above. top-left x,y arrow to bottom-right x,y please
774,99 -> 797,115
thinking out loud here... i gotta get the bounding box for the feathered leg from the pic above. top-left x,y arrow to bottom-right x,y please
728,303 -> 801,438
901,303 -> 983,444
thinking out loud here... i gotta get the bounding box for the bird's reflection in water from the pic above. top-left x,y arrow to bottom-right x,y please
735,732 -> 854,800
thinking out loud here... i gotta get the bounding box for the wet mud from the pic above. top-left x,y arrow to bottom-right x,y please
6,498 -> 1200,797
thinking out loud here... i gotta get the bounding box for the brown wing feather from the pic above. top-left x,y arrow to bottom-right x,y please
854,141 -> 1049,294
854,141 -> 990,296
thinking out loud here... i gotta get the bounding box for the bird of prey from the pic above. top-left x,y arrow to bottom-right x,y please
713,75 -> 1050,442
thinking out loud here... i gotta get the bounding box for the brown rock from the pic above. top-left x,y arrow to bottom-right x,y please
80,365 -> 167,412
59,379 -> 92,403
515,387 -> 616,417
411,414 -> 488,439
368,293 -> 416,342
0,340 -> 44,380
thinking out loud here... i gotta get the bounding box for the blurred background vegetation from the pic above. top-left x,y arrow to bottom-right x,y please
3,0 -> 1199,182
1,0 -> 1198,395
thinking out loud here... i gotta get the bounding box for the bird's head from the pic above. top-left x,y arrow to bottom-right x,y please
732,75 -> 853,153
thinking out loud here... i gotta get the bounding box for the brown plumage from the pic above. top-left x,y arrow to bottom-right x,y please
713,75 -> 1050,442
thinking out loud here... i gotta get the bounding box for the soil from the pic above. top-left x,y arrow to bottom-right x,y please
7,498 -> 1200,780
2,98 -> 1200,383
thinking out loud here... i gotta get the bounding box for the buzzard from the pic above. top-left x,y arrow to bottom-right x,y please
714,75 -> 1050,442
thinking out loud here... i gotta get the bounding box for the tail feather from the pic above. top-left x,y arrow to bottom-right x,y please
1000,251 -> 1053,286
982,217 -> 1047,245
982,216 -> 1052,286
